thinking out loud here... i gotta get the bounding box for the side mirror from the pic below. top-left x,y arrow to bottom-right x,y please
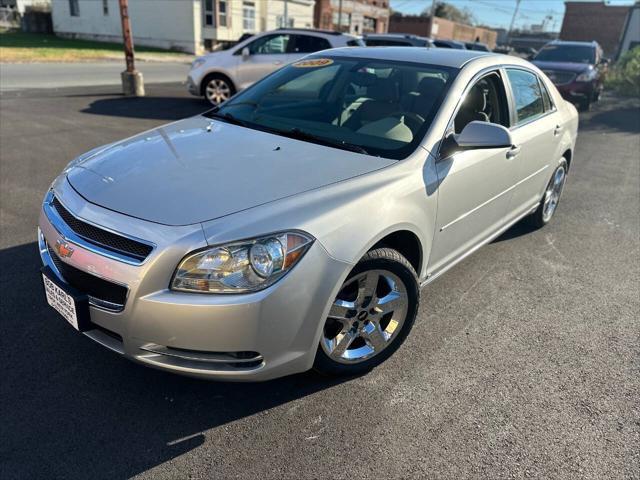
454,121 -> 512,151
241,47 -> 250,60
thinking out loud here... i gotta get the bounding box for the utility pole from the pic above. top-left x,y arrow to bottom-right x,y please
337,0 -> 343,32
426,0 -> 437,38
118,0 -> 144,96
506,0 -> 521,46
283,0 -> 288,27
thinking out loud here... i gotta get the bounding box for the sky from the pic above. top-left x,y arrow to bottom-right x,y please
389,0 -> 636,31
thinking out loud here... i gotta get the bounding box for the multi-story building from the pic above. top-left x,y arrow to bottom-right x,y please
314,0 -> 389,35
619,4 -> 639,57
389,14 -> 497,48
51,0 -> 315,54
560,1 -> 632,57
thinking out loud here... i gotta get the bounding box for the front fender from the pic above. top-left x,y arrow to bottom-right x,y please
200,149 -> 438,280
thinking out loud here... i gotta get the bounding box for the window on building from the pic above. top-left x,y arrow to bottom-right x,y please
69,0 -> 79,16
363,17 -> 377,33
219,0 -> 228,27
276,15 -> 295,28
332,11 -> 350,28
203,0 -> 215,27
102,0 -> 108,15
506,69 -> 545,125
243,2 -> 256,31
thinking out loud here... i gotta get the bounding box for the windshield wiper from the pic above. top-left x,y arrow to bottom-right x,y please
286,128 -> 370,155
204,110 -> 247,127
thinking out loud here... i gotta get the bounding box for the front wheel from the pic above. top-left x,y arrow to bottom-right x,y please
202,74 -> 235,106
528,159 -> 568,228
313,248 -> 419,377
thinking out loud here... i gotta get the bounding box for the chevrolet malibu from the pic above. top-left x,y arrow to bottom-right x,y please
39,48 -> 578,381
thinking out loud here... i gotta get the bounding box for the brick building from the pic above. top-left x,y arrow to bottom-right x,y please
560,1 -> 632,56
389,14 -> 497,48
314,0 -> 390,35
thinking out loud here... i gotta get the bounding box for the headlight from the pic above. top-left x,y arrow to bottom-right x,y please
191,57 -> 206,70
171,231 -> 314,293
576,69 -> 596,82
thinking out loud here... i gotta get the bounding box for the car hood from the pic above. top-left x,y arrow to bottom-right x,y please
66,116 -> 395,226
532,60 -> 592,73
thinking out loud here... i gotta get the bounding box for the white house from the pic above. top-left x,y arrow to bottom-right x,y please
51,0 -> 315,54
0,0 -> 50,14
619,4 -> 639,57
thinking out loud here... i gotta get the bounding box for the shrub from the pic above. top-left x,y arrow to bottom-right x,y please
607,46 -> 640,98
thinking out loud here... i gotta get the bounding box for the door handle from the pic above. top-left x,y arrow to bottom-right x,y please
553,125 -> 563,136
506,145 -> 521,159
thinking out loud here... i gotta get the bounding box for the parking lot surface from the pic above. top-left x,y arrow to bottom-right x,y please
0,84 -> 638,479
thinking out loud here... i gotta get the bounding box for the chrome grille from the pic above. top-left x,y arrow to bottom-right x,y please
47,242 -> 128,310
52,197 -> 153,261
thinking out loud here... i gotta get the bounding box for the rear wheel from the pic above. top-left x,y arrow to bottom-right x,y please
201,74 -> 235,106
578,97 -> 591,112
528,159 -> 568,228
314,248 -> 419,376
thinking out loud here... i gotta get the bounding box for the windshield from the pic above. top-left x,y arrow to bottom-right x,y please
534,45 -> 596,64
208,56 -> 456,159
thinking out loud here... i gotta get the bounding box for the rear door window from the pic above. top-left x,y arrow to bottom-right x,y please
289,35 -> 331,53
506,69 -> 545,125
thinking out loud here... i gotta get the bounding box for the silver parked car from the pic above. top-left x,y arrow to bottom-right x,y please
39,48 -> 578,381
187,28 -> 363,105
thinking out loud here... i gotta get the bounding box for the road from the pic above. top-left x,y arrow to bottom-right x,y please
0,85 -> 638,480
0,61 -> 190,91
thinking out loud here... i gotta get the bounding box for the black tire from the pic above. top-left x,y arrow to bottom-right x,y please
313,248 -> 420,377
527,159 -> 568,229
200,73 -> 236,106
578,98 -> 591,112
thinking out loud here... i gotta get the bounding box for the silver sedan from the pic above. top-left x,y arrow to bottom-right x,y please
38,47 -> 578,380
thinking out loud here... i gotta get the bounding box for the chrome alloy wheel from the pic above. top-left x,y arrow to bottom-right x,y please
542,165 -> 566,222
205,78 -> 232,105
321,270 -> 409,364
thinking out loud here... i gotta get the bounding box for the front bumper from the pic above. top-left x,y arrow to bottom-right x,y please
186,75 -> 199,96
556,81 -> 595,101
38,181 -> 351,381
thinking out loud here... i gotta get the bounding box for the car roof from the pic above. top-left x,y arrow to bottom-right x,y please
275,28 -> 357,39
318,46 -> 498,68
546,40 -> 598,48
365,33 -> 429,40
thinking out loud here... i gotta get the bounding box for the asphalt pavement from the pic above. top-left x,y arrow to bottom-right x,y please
0,61 -> 190,91
0,84 -> 638,480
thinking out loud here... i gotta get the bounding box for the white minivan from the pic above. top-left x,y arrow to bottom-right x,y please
187,28 -> 363,105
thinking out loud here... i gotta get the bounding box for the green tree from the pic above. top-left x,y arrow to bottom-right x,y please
422,1 -> 476,25
607,46 -> 640,98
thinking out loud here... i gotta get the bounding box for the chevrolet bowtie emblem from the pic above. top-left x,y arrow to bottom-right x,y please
55,239 -> 75,258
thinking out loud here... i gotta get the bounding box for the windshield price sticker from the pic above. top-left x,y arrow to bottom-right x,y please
292,58 -> 334,68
